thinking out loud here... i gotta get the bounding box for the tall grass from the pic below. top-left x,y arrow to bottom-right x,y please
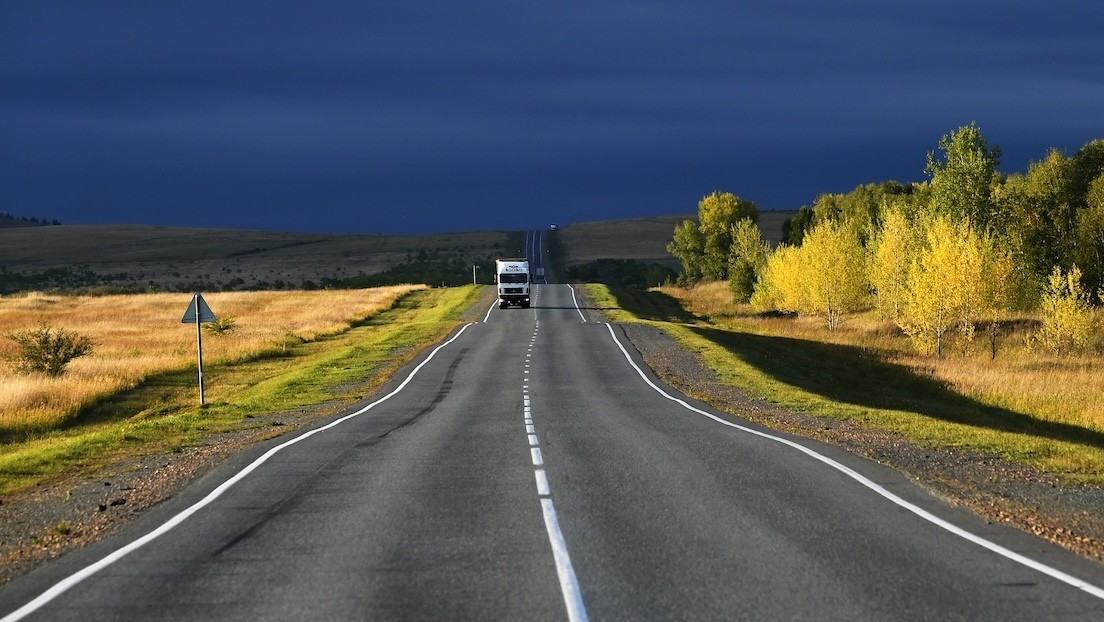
659,281 -> 1104,435
0,287 -> 423,437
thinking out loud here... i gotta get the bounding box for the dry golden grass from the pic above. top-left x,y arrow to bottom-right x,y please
0,286 -> 423,435
660,282 -> 1104,435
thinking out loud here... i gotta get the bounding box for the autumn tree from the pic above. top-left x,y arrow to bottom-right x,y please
751,245 -> 800,313
728,219 -> 769,303
1036,265 -> 1095,355
754,220 -> 866,330
899,217 -> 962,356
800,220 -> 868,330
868,207 -> 916,321
698,191 -> 759,280
897,215 -> 1014,357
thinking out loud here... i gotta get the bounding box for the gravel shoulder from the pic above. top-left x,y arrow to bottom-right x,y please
2,289 -> 1101,588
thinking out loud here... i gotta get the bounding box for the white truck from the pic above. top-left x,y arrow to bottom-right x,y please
495,258 -> 531,308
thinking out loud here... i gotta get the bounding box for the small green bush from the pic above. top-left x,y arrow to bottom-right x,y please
203,316 -> 237,336
5,322 -> 95,377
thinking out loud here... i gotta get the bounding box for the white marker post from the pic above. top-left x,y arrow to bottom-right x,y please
180,292 -> 217,405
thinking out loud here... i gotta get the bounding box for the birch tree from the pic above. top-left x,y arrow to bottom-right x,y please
1037,265 -> 1095,356
869,207 -> 916,321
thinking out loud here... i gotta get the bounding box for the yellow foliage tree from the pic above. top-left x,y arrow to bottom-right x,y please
754,220 -> 867,330
801,220 -> 868,330
1037,265 -> 1095,356
869,207 -> 916,321
751,245 -> 794,312
900,217 -> 960,356
899,216 -> 1015,357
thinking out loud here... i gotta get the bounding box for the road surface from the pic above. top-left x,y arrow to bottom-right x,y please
3,231 -> 1104,620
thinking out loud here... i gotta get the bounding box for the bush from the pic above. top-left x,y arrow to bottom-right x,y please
5,322 -> 95,377
203,316 -> 237,336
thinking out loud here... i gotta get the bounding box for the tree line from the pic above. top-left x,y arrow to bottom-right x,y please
0,212 -> 62,227
667,123 -> 1104,356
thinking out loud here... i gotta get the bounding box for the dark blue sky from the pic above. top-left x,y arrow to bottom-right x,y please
2,1 -> 1102,234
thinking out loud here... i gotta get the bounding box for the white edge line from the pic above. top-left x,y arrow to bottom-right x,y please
482,297 -> 497,323
567,285 -> 586,322
2,323 -> 476,622
601,322 -> 1104,602
541,498 -> 588,622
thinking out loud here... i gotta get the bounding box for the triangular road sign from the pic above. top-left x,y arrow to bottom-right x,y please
181,292 -> 218,324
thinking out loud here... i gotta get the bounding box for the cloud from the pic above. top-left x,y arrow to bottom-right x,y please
2,1 -> 1101,233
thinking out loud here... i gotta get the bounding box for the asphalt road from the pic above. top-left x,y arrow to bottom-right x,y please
3,232 -> 1104,620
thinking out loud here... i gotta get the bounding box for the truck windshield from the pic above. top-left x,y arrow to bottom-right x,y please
499,273 -> 528,283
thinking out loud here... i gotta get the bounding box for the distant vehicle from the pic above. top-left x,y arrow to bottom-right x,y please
550,223 -> 558,230
495,258 -> 530,309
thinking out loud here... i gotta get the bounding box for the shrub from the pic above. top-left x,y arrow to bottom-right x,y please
5,322 -> 95,377
203,316 -> 237,336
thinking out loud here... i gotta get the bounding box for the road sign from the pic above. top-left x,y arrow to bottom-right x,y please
181,293 -> 217,324
181,292 -> 217,405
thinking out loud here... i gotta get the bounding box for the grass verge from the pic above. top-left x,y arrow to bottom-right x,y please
585,283 -> 1104,486
0,286 -> 484,496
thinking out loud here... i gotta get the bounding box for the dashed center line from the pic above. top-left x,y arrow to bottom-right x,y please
524,322 -> 588,622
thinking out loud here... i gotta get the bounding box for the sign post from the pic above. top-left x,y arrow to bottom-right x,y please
181,292 -> 217,405
472,264 -> 479,285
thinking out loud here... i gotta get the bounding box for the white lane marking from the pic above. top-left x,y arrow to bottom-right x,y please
524,313 -> 588,620
535,469 -> 551,496
567,285 -> 586,322
541,498 -> 589,622
482,298 -> 498,323
1,324 -> 477,622
602,323 -> 1104,602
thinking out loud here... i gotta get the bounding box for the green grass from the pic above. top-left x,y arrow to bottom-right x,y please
0,286 -> 484,496
586,283 -> 1104,485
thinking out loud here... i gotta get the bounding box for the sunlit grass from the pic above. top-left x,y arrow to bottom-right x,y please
0,287 -> 423,437
587,281 -> 1104,484
0,285 -> 484,495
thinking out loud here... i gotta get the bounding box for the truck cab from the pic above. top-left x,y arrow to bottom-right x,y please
495,258 -> 531,309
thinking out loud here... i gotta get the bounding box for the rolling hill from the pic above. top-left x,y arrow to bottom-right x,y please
0,212 -> 796,293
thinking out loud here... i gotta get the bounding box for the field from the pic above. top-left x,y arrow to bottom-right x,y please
588,281 -> 1104,484
0,225 -> 514,292
0,286 -> 428,438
